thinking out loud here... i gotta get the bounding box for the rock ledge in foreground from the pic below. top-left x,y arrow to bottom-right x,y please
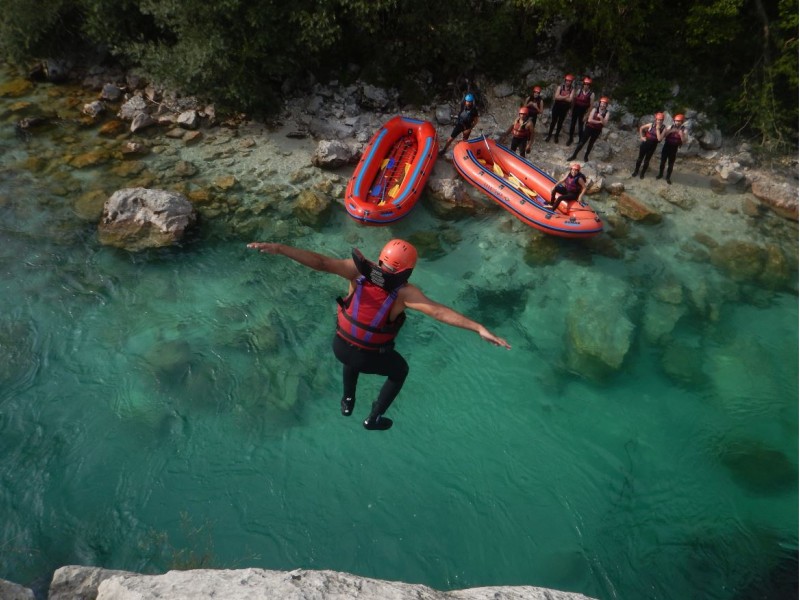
40,566 -> 599,600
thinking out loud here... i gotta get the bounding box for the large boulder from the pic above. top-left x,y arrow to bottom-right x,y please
293,189 -> 332,227
312,140 -> 358,169
616,192 -> 663,224
43,566 -> 597,600
0,578 -> 34,600
566,296 -> 635,375
98,188 -> 197,251
750,176 -> 799,220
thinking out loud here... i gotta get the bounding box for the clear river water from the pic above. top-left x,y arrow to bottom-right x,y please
0,62 -> 797,599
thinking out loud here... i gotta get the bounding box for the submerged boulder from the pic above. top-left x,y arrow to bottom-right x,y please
98,187 -> 197,251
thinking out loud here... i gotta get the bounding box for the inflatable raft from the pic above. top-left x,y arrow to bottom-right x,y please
345,116 -> 438,225
453,137 -> 603,238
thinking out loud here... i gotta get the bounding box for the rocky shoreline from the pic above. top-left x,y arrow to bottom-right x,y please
2,566 -> 598,600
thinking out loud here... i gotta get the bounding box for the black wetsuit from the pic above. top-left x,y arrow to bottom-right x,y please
634,123 -> 664,177
450,101 -> 479,139
658,128 -> 684,181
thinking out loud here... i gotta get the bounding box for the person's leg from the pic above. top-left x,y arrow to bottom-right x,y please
510,136 -> 523,156
633,143 -> 646,176
583,129 -> 599,160
567,130 -> 587,160
640,142 -> 656,177
657,147 -> 668,179
545,109 -> 557,141
363,350 -> 409,430
554,106 -> 567,143
665,146 -> 677,183
567,108 -> 578,145
333,336 -> 361,416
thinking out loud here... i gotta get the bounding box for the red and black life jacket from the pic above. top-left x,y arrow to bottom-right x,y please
665,128 -> 684,146
645,123 -> 664,142
587,107 -> 608,130
512,117 -> 531,139
564,172 -> 586,193
574,90 -> 592,108
335,249 -> 410,351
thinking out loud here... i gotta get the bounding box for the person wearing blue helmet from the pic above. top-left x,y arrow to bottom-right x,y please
442,93 -> 480,153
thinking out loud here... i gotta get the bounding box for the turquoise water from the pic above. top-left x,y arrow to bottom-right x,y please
1,64 -> 798,599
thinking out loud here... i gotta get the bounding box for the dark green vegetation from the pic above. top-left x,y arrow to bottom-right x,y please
1,0 -> 796,149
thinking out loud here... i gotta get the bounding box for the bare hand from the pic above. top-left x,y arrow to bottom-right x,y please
247,242 -> 282,254
478,326 -> 511,349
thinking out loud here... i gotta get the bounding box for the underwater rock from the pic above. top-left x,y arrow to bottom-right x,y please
98,187 -> 197,251
408,230 -> 446,260
660,340 -> 706,385
523,233 -> 559,266
717,438 -> 798,495
567,297 -> 634,372
293,189 -> 332,228
616,192 -> 662,224
709,240 -> 766,283
643,298 -> 687,344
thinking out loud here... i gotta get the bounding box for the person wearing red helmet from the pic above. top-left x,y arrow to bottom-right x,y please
567,96 -> 610,162
549,162 -> 587,212
523,85 -> 544,136
544,74 -> 575,144
632,112 -> 666,179
657,114 -> 688,184
247,239 -> 510,430
503,106 -> 535,157
566,76 -> 595,147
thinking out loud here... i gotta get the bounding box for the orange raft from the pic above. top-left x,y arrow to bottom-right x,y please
345,116 -> 438,225
453,136 -> 603,238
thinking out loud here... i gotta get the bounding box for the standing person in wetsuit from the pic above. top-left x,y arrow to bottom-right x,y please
567,96 -> 610,162
246,239 -> 510,431
503,106 -> 534,157
523,86 -> 544,142
442,94 -> 480,153
632,112 -> 666,179
549,162 -> 587,212
566,77 -> 594,147
657,114 -> 688,184
544,74 -> 575,144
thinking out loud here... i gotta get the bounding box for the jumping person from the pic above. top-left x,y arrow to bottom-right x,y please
442,94 -> 480,153
246,239 -> 510,431
549,162 -> 587,212
544,74 -> 575,144
566,77 -> 594,146
632,112 -> 666,179
657,114 -> 688,184
567,96 -> 610,162
503,106 -> 534,157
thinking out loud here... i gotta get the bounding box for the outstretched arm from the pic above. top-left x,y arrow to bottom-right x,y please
247,242 -> 359,280
400,284 -> 511,349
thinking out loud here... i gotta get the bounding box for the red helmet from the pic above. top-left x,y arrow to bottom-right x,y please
583,77 -> 592,85
655,112 -> 664,120
533,85 -> 542,93
570,162 -> 581,171
379,239 -> 417,272
518,106 -> 529,115
599,96 -> 610,104
674,114 -> 685,123
564,74 -> 575,82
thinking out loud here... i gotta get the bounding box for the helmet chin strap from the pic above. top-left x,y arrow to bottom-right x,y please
352,248 -> 412,290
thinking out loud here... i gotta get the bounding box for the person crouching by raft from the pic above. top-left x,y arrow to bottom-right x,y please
503,106 -> 535,157
549,162 -> 587,213
657,114 -> 688,185
442,93 -> 480,154
632,112 -> 666,179
246,239 -> 511,431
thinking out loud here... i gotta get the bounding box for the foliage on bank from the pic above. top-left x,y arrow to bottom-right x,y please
0,0 -> 796,149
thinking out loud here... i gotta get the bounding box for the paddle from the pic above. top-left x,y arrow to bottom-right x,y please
370,158 -> 395,197
384,163 -> 411,202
